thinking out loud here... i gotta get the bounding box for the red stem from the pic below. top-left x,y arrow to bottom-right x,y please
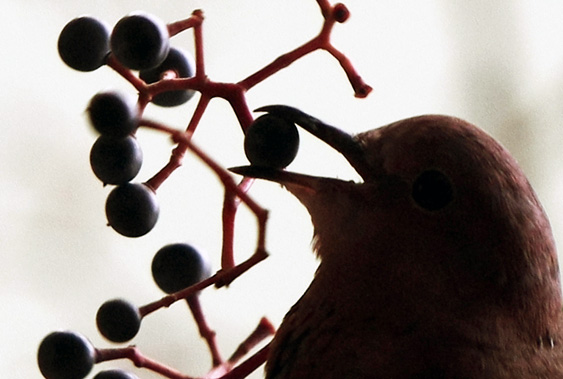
186,296 -> 223,367
187,94 -> 211,133
221,177 -> 254,271
316,0 -> 333,17
192,10 -> 206,78
106,55 -> 147,93
227,318 -> 275,364
237,37 -> 322,92
167,11 -> 204,37
204,318 -> 275,379
93,318 -> 274,379
97,3 -> 371,378
95,346 -> 192,379
218,344 -> 271,379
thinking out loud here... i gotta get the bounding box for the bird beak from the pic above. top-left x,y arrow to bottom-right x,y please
228,165 -> 332,196
229,105 -> 371,190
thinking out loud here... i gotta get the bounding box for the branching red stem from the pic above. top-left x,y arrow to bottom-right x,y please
186,296 -> 223,367
95,2 -> 370,378
95,346 -> 192,379
221,177 -> 254,271
227,318 -> 275,365
94,318 -> 274,379
138,240 -> 268,317
167,11 -> 204,37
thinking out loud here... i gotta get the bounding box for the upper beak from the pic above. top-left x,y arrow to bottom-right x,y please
229,105 -> 371,188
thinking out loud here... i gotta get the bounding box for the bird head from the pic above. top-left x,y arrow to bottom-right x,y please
231,105 -> 562,339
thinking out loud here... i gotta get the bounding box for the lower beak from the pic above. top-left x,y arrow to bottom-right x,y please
228,165 -> 323,194
228,165 -> 355,212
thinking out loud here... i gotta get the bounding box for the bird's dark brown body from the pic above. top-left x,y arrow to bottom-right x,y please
234,108 -> 563,378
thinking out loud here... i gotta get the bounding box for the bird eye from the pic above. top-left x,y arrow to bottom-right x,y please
411,169 -> 453,211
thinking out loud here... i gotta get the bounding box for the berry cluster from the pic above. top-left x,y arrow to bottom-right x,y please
40,2 -> 370,378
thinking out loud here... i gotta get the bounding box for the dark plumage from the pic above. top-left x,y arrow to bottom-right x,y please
232,106 -> 563,378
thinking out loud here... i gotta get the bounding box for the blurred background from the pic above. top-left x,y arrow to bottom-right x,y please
2,0 -> 563,377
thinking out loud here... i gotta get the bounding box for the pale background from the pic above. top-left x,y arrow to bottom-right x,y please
2,1 -> 563,378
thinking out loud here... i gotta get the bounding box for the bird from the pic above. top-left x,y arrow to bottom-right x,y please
231,105 -> 563,378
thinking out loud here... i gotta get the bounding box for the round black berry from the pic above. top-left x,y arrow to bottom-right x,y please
110,12 -> 170,70
139,47 -> 196,107
87,91 -> 139,138
58,16 -> 110,72
37,331 -> 95,379
151,243 -> 211,294
96,299 -> 141,343
244,114 -> 300,169
94,369 -> 139,379
105,183 -> 159,237
90,135 -> 143,185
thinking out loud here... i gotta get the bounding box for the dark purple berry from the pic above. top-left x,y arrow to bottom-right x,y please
58,16 -> 110,72
110,12 -> 170,70
244,114 -> 300,168
105,183 -> 159,237
94,369 -> 139,379
90,135 -> 143,185
151,243 -> 211,294
139,47 -> 196,107
96,298 -> 141,343
87,91 -> 139,138
37,331 -> 95,379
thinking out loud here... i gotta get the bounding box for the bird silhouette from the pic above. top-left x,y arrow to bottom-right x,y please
231,106 -> 563,378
